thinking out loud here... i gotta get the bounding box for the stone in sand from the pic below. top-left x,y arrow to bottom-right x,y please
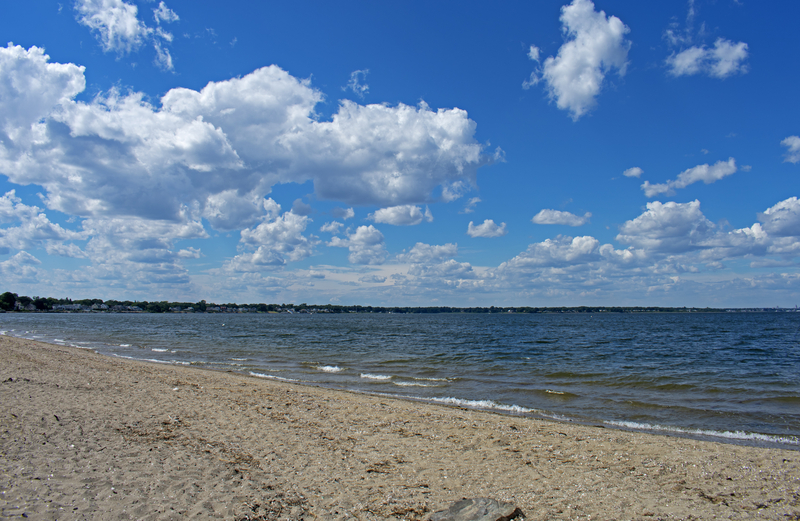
429,498 -> 525,521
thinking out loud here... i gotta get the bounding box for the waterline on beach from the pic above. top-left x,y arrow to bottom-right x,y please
1,311 -> 798,448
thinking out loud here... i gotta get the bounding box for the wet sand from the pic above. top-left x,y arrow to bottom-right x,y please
1,334 -> 798,520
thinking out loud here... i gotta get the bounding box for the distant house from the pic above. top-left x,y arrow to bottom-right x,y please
52,303 -> 88,312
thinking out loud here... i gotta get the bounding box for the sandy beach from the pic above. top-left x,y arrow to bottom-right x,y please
1,335 -> 798,520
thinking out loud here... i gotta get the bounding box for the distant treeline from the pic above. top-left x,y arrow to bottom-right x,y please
1,291 -> 791,314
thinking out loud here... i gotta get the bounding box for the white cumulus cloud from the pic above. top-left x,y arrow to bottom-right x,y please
467,219 -> 507,238
328,225 -> 387,265
616,200 -> 714,253
623,166 -> 643,178
235,202 -> 317,267
320,221 -> 343,234
782,136 -> 800,164
666,38 -> 748,79
528,0 -> 631,120
369,205 -> 433,226
0,47 -> 491,233
500,235 -> 602,269
0,251 -> 43,284
532,209 -> 591,226
641,158 -> 736,197
0,44 -> 86,141
0,190 -> 86,256
758,197 -> 800,237
408,259 -> 476,280
396,243 -> 458,264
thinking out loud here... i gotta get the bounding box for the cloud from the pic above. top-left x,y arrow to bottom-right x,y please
666,38 -> 748,78
758,197 -> 800,237
75,0 -> 152,54
641,158 -> 736,197
522,46 -> 542,89
369,205 -> 433,226
0,251 -> 43,283
74,0 -> 177,70
616,200 -> 714,253
663,0 -> 696,48
782,136 -> 800,164
233,201 -> 317,268
153,1 -> 179,24
380,195 -> 800,303
532,209 -> 591,226
0,47 -> 491,240
299,99 -> 490,206
332,207 -> 355,220
408,259 -> 476,280
291,199 -> 313,216
358,274 -> 386,284
461,197 -> 481,214
344,69 -> 369,98
396,242 -> 458,263
77,214 -> 208,287
0,44 -> 86,140
623,167 -> 643,178
320,221 -> 343,234
328,225 -> 387,264
467,219 -> 507,238
528,0 -> 631,120
153,40 -> 174,71
0,190 -> 86,256
500,235 -> 602,269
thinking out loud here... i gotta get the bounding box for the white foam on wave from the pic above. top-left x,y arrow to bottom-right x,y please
231,358 -> 248,361
119,344 -> 131,347
250,371 -> 299,383
361,373 -> 391,380
605,420 -> 800,446
428,396 -> 534,414
316,365 -> 343,373
112,354 -> 190,366
151,348 -> 168,352
394,381 -> 440,387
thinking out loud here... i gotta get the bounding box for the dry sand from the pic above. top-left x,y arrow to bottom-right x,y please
1,334 -> 798,520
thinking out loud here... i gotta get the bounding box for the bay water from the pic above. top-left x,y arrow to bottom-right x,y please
2,311 -> 798,449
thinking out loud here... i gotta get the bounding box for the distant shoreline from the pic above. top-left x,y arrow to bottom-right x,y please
4,290 -> 798,314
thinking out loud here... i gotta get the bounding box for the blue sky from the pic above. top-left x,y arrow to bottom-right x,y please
1,0 -> 798,307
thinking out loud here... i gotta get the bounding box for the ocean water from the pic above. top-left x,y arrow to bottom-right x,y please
2,311 -> 799,449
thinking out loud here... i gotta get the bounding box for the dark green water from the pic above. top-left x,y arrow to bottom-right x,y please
2,311 -> 798,448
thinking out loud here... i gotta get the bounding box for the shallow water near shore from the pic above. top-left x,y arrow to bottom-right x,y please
2,311 -> 799,448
